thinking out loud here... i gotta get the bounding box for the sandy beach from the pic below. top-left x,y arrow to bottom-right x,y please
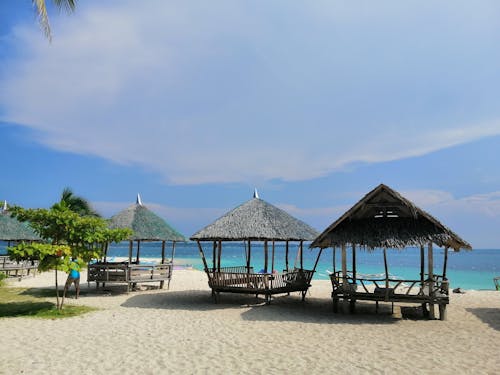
1,269 -> 500,375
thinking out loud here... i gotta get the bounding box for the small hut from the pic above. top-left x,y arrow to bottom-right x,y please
191,190 -> 320,303
310,184 -> 471,320
88,195 -> 185,292
0,200 -> 40,278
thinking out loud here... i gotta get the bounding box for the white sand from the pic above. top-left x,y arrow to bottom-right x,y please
1,270 -> 500,374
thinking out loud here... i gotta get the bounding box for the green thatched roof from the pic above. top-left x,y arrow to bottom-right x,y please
108,199 -> 185,242
191,193 -> 319,241
0,211 -> 40,241
310,184 -> 471,251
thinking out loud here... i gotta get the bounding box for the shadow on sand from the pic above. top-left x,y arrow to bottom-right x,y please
466,307 -> 500,331
121,290 -> 400,324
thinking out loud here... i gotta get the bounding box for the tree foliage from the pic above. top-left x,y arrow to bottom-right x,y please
33,0 -> 77,42
57,187 -> 100,217
7,204 -> 131,309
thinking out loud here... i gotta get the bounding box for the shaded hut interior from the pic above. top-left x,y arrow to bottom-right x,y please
191,190 -> 320,303
310,184 -> 472,320
0,201 -> 40,278
88,195 -> 185,292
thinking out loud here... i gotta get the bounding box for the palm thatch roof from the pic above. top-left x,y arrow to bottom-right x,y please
190,192 -> 319,241
108,196 -> 185,242
310,184 -> 471,251
0,206 -> 40,241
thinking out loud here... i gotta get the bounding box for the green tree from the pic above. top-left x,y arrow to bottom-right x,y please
33,0 -> 77,42
57,187 -> 100,217
8,203 -> 131,309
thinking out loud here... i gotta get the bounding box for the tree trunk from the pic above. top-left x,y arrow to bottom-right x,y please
55,267 -> 61,310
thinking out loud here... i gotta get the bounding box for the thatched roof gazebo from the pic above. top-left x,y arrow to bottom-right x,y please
0,201 -> 40,277
0,201 -> 40,243
88,195 -> 186,292
191,190 -> 320,303
310,184 -> 472,320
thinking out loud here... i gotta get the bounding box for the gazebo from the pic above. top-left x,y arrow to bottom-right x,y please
191,190 -> 320,303
88,195 -> 186,292
310,184 -> 471,320
0,200 -> 40,278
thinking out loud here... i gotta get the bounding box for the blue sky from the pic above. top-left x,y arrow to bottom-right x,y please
1,1 -> 499,247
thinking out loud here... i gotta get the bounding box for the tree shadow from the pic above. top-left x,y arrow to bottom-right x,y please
121,290 -> 399,324
466,307 -> 500,331
0,301 -> 55,317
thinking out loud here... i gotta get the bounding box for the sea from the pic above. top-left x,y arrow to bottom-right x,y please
2,241 -> 500,290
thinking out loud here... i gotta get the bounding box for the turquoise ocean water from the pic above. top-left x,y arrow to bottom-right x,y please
2,241 -> 500,290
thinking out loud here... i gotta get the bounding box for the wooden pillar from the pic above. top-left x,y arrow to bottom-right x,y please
311,249 -> 323,279
428,243 -> 435,319
136,240 -> 141,263
285,241 -> 289,271
271,241 -> 275,273
352,244 -> 357,283
161,241 -> 166,264
341,243 -> 348,313
420,245 -> 425,287
333,247 -> 336,274
196,241 -> 209,274
383,248 -> 389,289
171,241 -> 176,264
264,241 -> 268,273
217,240 -> 222,272
128,240 -> 133,263
300,240 -> 304,269
246,240 -> 251,271
212,241 -> 216,271
443,246 -> 449,279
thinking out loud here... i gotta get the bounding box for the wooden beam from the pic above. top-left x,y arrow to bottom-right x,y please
136,240 -> 141,263
171,241 -> 176,265
352,244 -> 357,283
264,241 -> 268,273
128,240 -> 133,263
196,241 -> 209,274
271,241 -> 275,273
300,240 -> 304,269
285,241 -> 289,271
333,247 -> 336,274
428,242 -> 435,319
420,245 -> 425,287
212,241 -> 216,271
161,241 -> 166,264
217,240 -> 222,272
443,246 -> 449,279
341,243 -> 348,313
383,248 -> 389,289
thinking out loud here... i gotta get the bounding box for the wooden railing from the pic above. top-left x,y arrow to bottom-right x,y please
88,261 -> 173,284
208,266 -> 314,292
329,271 -> 449,298
0,255 -> 38,280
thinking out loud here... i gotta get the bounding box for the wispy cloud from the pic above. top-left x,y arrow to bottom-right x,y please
1,1 -> 499,185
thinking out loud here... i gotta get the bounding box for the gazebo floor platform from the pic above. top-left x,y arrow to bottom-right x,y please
88,261 -> 173,292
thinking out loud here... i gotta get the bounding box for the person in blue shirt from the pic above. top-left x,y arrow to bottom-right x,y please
63,258 -> 80,299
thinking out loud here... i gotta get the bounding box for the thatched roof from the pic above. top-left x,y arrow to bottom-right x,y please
310,184 -> 471,251
0,209 -> 40,241
190,193 -> 319,241
108,196 -> 185,242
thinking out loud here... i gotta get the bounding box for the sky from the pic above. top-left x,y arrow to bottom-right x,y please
0,1 -> 499,247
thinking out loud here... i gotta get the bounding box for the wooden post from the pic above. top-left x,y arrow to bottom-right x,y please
443,246 -> 449,279
341,243 -> 348,313
333,247 -> 336,274
196,241 -> 210,273
420,245 -> 425,287
136,240 -> 141,263
212,241 -> 216,271
264,241 -> 268,273
247,240 -> 251,285
383,248 -> 389,289
161,241 -> 166,264
271,241 -> 275,273
128,240 -> 133,263
217,240 -> 222,272
428,243 -> 435,319
311,248 -> 323,280
352,244 -> 357,283
300,240 -> 304,269
285,241 -> 289,271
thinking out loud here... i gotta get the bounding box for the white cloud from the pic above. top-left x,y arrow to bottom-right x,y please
1,0 -> 500,184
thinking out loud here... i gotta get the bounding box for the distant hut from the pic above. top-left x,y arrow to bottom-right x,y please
191,189 -> 320,303
88,195 -> 186,292
0,200 -> 40,277
310,184 -> 472,320
0,200 -> 40,244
